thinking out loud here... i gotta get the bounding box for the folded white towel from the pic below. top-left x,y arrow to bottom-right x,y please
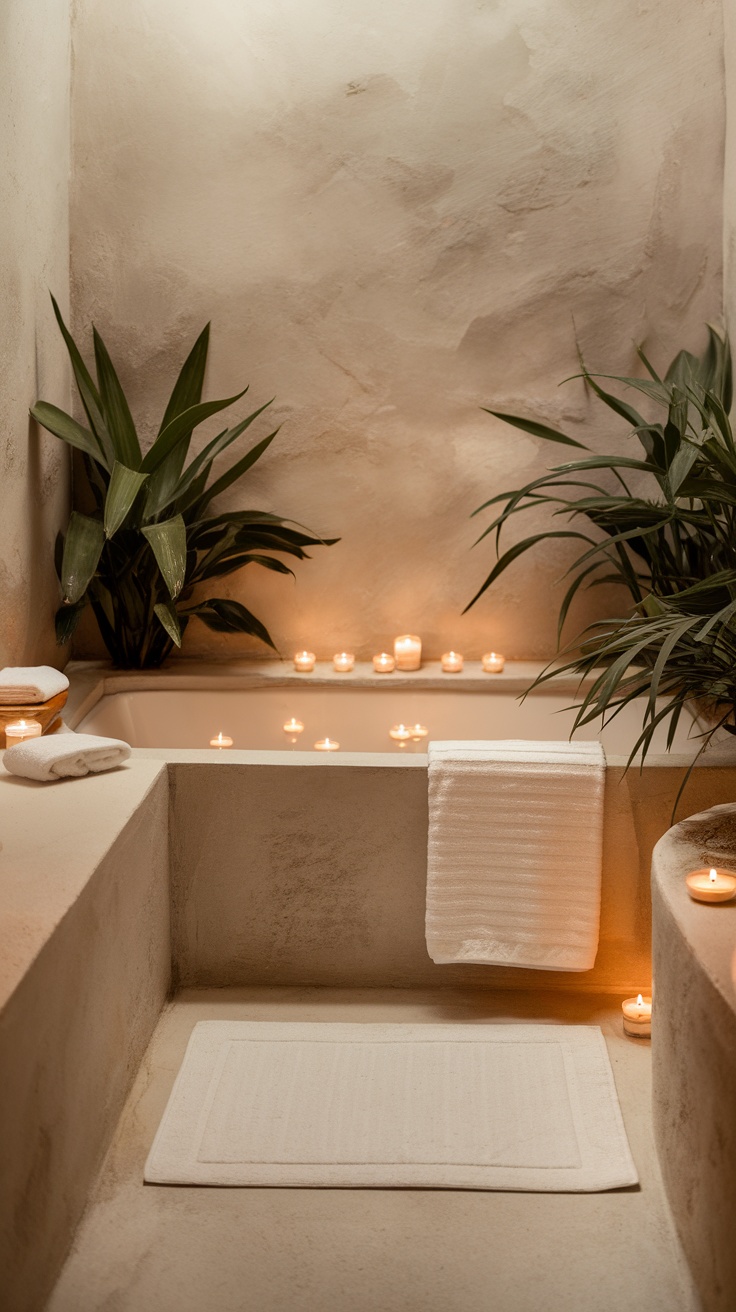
3,732 -> 131,781
0,665 -> 69,704
426,740 -> 606,972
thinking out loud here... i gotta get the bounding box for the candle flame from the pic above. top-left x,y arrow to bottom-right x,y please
710,867 -> 718,882
636,994 -> 643,1007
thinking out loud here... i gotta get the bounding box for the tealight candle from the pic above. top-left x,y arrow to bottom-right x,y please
209,732 -> 233,749
314,737 -> 340,752
372,652 -> 396,674
294,650 -> 316,673
283,718 -> 305,742
622,994 -> 652,1038
441,651 -> 464,674
394,634 -> 422,671
685,866 -> 736,903
4,718 -> 43,748
389,724 -> 413,745
409,724 -> 429,742
333,652 -> 355,673
482,651 -> 505,674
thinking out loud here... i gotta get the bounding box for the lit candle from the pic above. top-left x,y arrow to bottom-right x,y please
314,737 -> 340,752
372,652 -> 396,674
389,724 -> 413,745
394,634 -> 422,671
409,724 -> 429,742
622,994 -> 652,1038
294,650 -> 316,673
685,866 -> 736,904
441,651 -> 463,674
4,719 -> 43,748
283,718 -> 305,742
209,732 -> 234,749
333,652 -> 355,673
482,651 -> 505,674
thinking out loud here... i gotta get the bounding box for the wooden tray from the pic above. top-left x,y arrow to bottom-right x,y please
0,690 -> 68,748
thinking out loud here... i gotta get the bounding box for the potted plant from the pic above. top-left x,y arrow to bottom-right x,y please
466,327 -> 736,795
32,297 -> 337,668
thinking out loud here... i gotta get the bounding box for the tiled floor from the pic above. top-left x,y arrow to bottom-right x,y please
46,988 -> 698,1312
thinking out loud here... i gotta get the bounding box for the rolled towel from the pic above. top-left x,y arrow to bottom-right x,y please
3,732 -> 131,781
0,665 -> 69,704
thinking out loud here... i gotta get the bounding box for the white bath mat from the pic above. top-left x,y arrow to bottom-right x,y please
145,1021 -> 637,1191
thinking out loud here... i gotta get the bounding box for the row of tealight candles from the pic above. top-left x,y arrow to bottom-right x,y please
622,864 -> 736,1039
294,635 -> 505,675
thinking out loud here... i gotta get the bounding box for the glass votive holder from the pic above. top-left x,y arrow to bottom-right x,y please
372,653 -> 396,674
394,635 -> 422,671
333,652 -> 355,673
294,651 -> 316,673
482,652 -> 505,674
441,651 -> 464,673
4,718 -> 43,747
314,737 -> 340,752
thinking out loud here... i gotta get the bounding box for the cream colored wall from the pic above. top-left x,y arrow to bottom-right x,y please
0,0 -> 71,667
70,0 -> 725,662
725,1 -> 736,342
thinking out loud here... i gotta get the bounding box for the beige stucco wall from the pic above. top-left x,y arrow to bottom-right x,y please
725,0 -> 736,340
70,0 -> 725,662
0,0 -> 71,667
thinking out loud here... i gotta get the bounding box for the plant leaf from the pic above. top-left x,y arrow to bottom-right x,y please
50,295 -> 114,465
140,389 -> 249,475
185,597 -> 276,648
142,514 -> 187,598
104,461 -> 148,538
54,599 -> 87,644
153,600 -> 183,647
60,512 -> 105,603
93,327 -> 142,468
191,428 -> 280,514
482,409 -> 587,449
30,402 -> 106,464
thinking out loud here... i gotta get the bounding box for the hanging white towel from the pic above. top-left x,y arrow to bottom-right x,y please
3,732 -> 130,781
0,666 -> 69,704
426,740 -> 606,971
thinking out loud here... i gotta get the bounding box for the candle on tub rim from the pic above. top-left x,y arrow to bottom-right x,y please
622,993 -> 652,1038
482,651 -> 505,674
394,634 -> 422,671
441,651 -> 464,674
209,731 -> 234,749
294,650 -> 316,673
409,724 -> 429,742
685,866 -> 736,903
389,724 -> 413,745
372,652 -> 396,674
314,737 -> 340,752
283,718 -> 305,742
4,718 -> 43,748
333,652 -> 355,673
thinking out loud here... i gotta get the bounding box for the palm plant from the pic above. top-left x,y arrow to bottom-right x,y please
32,297 -> 336,668
467,327 -> 736,778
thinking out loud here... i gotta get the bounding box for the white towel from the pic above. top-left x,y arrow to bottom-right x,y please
426,740 -> 606,971
3,732 -> 130,781
0,665 -> 69,704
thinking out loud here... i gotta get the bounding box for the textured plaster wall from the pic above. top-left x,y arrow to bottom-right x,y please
71,0 -> 725,661
725,0 -> 736,338
0,0 -> 71,667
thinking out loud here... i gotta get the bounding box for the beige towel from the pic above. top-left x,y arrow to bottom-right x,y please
3,732 -> 130,781
426,740 -> 605,971
0,665 -> 69,704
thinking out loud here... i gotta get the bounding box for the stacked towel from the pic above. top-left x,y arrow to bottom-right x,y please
426,740 -> 606,972
0,666 -> 69,704
3,733 -> 130,781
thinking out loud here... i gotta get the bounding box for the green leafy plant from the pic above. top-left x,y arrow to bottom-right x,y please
32,297 -> 336,667
467,327 -> 736,784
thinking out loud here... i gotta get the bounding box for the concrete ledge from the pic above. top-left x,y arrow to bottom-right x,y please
652,803 -> 736,1312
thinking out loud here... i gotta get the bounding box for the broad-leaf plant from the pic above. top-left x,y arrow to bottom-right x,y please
467,328 -> 736,791
32,297 -> 336,667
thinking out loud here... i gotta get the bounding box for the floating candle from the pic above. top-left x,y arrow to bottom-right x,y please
409,724 -> 429,742
441,651 -> 463,674
372,652 -> 396,674
333,652 -> 355,673
482,651 -> 505,674
685,866 -> 736,904
622,994 -> 652,1038
394,634 -> 422,671
293,650 -> 316,673
389,724 -> 413,745
314,737 -> 340,752
283,718 -> 305,742
4,719 -> 43,748
209,732 -> 233,749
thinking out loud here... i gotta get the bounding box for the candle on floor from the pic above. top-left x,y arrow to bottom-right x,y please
283,718 -> 305,743
394,634 -> 422,671
293,650 -> 316,673
209,732 -> 233,749
441,651 -> 464,674
409,724 -> 429,742
314,737 -> 340,752
4,719 -> 43,748
333,652 -> 355,673
372,652 -> 396,674
482,651 -> 505,674
685,866 -> 736,903
389,724 -> 413,745
622,994 -> 652,1038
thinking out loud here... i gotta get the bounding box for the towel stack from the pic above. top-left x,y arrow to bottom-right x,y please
426,739 -> 606,972
0,666 -> 69,704
0,666 -> 130,780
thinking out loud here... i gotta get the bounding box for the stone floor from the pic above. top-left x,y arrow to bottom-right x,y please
46,988 -> 699,1312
